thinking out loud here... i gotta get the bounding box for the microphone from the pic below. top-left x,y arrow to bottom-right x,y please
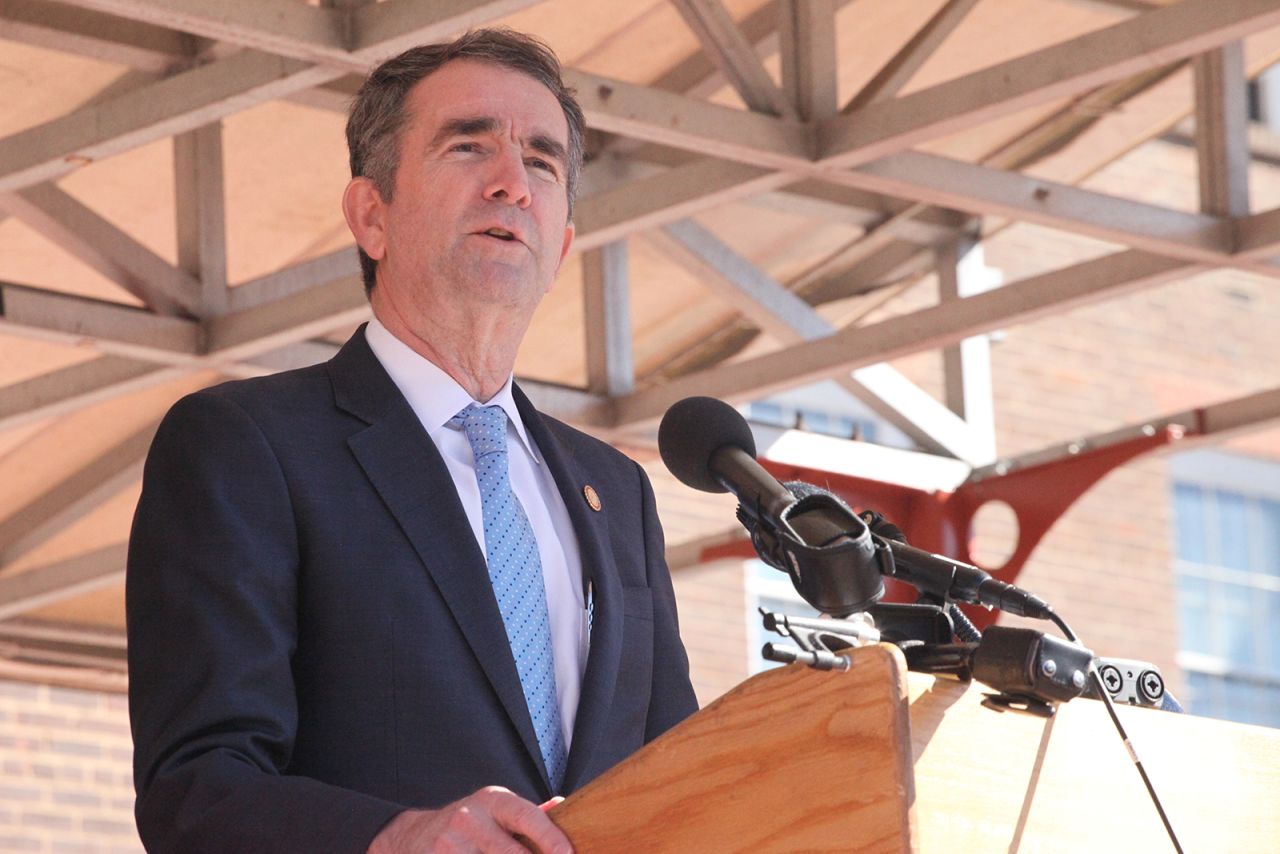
658,396 -> 884,615
658,396 -> 1054,620
656,395 -> 795,529
783,482 -> 1052,619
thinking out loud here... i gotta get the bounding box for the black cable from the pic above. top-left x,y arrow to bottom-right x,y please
1049,611 -> 1184,854
947,603 -> 982,643
857,509 -> 983,644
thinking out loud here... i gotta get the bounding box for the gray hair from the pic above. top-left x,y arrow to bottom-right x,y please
346,28 -> 586,295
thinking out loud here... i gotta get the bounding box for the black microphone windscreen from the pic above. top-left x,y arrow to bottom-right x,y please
658,396 -> 757,493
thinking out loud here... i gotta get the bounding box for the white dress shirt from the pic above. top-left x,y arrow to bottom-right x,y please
365,317 -> 586,748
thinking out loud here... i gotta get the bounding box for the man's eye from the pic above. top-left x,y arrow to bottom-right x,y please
527,158 -> 559,177
450,142 -> 480,153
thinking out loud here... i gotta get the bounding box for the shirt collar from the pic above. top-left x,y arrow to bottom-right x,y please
364,317 -> 541,463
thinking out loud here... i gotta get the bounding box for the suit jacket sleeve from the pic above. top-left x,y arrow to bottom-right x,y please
634,460 -> 700,740
127,391 -> 404,854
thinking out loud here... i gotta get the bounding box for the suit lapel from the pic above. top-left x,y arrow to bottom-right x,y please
330,329 -> 551,790
513,386 -> 623,792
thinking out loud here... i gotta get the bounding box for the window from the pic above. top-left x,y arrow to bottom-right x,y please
1170,451 -> 1280,728
743,400 -> 877,442
1252,63 -> 1280,132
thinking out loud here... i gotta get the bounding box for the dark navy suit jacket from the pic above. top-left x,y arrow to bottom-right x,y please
126,326 -> 697,853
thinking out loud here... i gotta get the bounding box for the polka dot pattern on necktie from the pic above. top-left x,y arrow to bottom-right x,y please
455,404 -> 567,791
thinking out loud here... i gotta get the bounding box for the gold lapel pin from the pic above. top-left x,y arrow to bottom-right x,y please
583,485 -> 602,512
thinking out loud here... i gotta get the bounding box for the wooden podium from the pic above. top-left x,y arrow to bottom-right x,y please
550,645 -> 1280,852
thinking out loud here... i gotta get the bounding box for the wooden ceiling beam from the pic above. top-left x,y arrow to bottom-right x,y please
642,238 -> 937,387
0,278 -> 606,431
575,62 -> 1271,274
653,220 -> 827,339
203,275 -> 370,364
518,380 -> 615,429
1191,386 -> 1280,439
567,69 -> 811,170
0,356 -> 180,433
174,121 -> 229,315
0,423 -> 156,566
801,240 -> 937,306
0,656 -> 127,692
654,219 -> 993,463
841,0 -> 981,113
651,0 -> 785,98
584,142 -> 1273,280
970,385 -> 1280,481
850,362 -> 996,465
233,340 -> 345,375
1050,0 -> 1160,12
1232,206 -> 1280,260
574,158 -> 790,252
0,619 -> 126,652
0,0 -> 195,72
740,188 -> 890,232
228,247 -> 360,312
1193,43 -> 1250,218
54,0 -> 357,69
581,3 -> 1249,275
777,0 -> 838,122
7,1 -> 549,108
936,237 -> 995,462
753,180 -> 971,243
819,0 -> 1280,169
0,272 -> 368,427
670,0 -> 793,117
612,250 -> 1204,428
15,1 -> 1226,279
0,544 -> 126,622
348,0 -> 547,62
0,49 -> 342,194
592,0 -> 949,253
839,152 -> 1239,266
12,0 -> 1275,263
583,241 -> 634,396
47,1 -> 543,96
282,74 -> 363,114
787,202 -> 935,295
0,183 -> 200,315
0,281 -> 201,363
582,147 -> 970,246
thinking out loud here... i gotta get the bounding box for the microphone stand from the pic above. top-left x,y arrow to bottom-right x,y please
759,606 -> 1094,711
751,530 -> 1184,852
656,395 -> 1183,851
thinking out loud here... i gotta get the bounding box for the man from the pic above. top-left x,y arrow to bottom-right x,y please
127,29 -> 697,853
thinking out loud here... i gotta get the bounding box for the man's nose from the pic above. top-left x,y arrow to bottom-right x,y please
482,148 -> 532,209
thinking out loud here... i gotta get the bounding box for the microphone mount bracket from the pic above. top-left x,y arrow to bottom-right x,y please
743,490 -> 888,618
758,608 -> 1094,711
758,607 -> 881,672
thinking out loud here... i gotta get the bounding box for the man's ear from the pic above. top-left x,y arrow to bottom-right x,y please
554,221 -> 575,275
342,177 -> 387,262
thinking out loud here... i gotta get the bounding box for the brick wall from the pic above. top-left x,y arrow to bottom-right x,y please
670,558 -> 752,706
0,680 -> 140,853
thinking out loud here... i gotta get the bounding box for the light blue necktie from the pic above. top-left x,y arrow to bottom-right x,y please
456,404 -> 567,791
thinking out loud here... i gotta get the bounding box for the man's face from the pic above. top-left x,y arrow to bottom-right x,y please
360,59 -> 575,322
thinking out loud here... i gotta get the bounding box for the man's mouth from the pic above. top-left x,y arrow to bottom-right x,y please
480,227 -> 518,242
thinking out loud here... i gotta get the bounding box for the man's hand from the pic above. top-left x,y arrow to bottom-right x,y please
367,787 -> 573,853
